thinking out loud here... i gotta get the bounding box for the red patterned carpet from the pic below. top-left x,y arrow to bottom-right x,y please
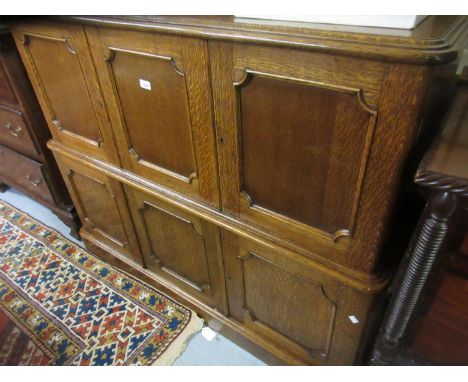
0,200 -> 202,365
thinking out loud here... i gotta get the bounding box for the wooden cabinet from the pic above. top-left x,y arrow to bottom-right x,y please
10,16 -> 468,365
0,27 -> 79,237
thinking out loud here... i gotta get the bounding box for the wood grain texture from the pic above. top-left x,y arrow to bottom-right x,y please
68,16 -> 468,65
54,152 -> 143,265
86,26 -> 220,207
124,186 -> 228,314
10,21 -> 121,165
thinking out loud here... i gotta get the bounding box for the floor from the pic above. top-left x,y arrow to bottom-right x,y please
0,187 -> 266,366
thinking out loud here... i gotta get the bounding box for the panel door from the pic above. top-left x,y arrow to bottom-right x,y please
55,154 -> 142,265
86,27 -> 220,207
221,230 -> 377,365
125,186 -> 228,314
210,42 -> 389,270
10,22 -> 119,163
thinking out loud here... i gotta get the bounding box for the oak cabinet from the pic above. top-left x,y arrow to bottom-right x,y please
125,187 -> 228,313
86,27 -> 220,207
10,16 -> 468,365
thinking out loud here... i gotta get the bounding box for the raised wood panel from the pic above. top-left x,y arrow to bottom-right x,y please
22,33 -> 101,144
241,252 -> 336,357
106,48 -> 196,181
125,187 -> 228,313
69,171 -> 127,246
10,22 -> 119,163
237,71 -> 377,238
54,155 -> 142,264
222,231 -> 341,364
211,40 -> 430,274
138,200 -> 211,291
86,27 -> 220,206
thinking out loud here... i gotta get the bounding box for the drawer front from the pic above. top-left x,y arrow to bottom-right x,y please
54,154 -> 143,265
11,22 -> 119,164
0,145 -> 53,204
210,41 -> 395,271
125,186 -> 228,314
86,27 -> 220,207
0,106 -> 42,161
221,230 -> 376,365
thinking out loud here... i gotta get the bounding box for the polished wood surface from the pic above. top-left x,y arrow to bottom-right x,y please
86,26 -> 220,206
70,16 -> 468,64
12,22 -> 120,164
125,187 -> 228,314
9,16 -> 468,365
0,28 -> 79,237
55,154 -> 142,264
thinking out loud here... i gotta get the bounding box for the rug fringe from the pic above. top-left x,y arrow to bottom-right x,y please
152,314 -> 204,366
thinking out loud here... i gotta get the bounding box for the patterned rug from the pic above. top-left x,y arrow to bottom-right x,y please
0,199 -> 202,365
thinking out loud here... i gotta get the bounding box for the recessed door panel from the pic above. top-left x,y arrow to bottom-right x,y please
211,41 -> 386,269
54,156 -> 142,264
125,186 -> 227,313
87,27 -> 220,206
222,232 -> 339,364
108,50 -> 195,180
239,74 -> 374,235
11,22 -> 119,163
24,34 -> 101,143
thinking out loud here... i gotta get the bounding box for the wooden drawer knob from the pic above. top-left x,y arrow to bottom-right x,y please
26,174 -> 41,186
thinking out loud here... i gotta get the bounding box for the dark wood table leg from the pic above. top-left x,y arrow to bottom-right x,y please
369,191 -> 457,365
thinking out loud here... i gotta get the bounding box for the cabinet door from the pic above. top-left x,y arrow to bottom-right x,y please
221,230 -> 374,365
86,27 -> 219,207
125,186 -> 227,314
11,22 -> 119,163
55,154 -> 142,265
210,42 -> 389,270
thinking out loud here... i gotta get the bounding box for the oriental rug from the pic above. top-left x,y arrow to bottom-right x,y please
0,199 -> 202,365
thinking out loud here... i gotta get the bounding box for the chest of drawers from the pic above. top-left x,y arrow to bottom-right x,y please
10,16 -> 468,365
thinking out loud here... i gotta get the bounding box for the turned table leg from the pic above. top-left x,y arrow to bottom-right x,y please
369,191 -> 457,365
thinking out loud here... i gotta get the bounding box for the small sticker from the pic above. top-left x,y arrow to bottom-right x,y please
139,79 -> 151,91
348,315 -> 359,324
201,326 -> 217,341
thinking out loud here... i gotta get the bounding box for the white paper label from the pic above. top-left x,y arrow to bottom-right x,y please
201,326 -> 217,341
139,79 -> 151,91
348,315 -> 359,324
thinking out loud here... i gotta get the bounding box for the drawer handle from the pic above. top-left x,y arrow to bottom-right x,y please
5,123 -> 23,137
26,174 -> 41,186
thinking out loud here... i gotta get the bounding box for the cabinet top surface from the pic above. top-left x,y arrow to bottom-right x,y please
416,72 -> 468,194
46,15 -> 468,64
